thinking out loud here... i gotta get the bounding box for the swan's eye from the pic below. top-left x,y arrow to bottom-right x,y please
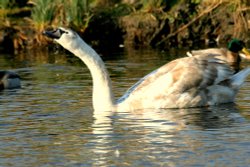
59,29 -> 66,34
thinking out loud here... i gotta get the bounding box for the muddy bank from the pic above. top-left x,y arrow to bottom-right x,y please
120,1 -> 250,49
1,0 -> 250,53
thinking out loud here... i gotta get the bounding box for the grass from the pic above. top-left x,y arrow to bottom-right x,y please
30,0 -> 58,30
0,0 -> 10,17
30,0 -> 93,31
0,0 -> 9,9
64,0 -> 91,30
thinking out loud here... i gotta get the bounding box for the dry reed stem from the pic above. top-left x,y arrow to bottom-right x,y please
155,1 -> 224,46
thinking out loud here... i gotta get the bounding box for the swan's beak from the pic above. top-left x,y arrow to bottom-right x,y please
240,47 -> 250,60
43,28 -> 63,39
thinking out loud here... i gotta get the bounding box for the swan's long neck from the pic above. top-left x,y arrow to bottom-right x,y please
69,39 -> 115,111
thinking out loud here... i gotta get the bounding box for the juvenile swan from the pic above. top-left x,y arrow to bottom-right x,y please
43,27 -> 250,111
0,71 -> 21,90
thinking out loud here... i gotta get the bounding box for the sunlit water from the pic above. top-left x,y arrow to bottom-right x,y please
0,48 -> 250,166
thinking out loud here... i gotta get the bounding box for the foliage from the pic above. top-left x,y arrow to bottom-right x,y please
0,0 -> 250,50
0,0 -> 11,18
141,0 -> 164,9
30,0 -> 58,30
64,0 -> 91,30
30,0 -> 93,31
138,0 -> 180,11
0,0 -> 10,9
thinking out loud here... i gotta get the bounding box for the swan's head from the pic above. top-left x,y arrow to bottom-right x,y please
43,27 -> 81,51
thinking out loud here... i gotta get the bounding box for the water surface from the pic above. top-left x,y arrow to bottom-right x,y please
0,48 -> 250,166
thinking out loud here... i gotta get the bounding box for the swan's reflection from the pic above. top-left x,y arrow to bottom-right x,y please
90,110 -> 114,166
89,103 -> 246,166
118,103 -> 242,131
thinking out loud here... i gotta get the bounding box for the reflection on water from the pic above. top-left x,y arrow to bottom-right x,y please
0,48 -> 250,166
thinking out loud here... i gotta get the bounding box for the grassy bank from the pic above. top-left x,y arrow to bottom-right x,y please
0,0 -> 250,52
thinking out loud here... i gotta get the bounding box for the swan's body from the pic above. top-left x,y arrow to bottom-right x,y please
43,28 -> 250,111
186,39 -> 250,72
0,71 -> 21,90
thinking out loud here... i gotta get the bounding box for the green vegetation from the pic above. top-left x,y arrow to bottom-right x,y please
0,0 -> 8,18
0,0 -> 14,18
64,0 -> 90,29
30,0 -> 57,30
30,0 -> 92,31
0,0 -> 9,9
0,0 -> 250,51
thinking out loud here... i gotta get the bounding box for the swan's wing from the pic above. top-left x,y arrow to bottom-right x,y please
117,55 -> 234,108
117,57 -> 179,103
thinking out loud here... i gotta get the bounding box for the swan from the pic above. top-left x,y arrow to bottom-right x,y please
43,27 -> 250,111
186,39 -> 250,72
0,71 -> 21,90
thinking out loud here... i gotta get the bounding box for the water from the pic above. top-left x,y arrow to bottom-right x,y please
0,48 -> 250,166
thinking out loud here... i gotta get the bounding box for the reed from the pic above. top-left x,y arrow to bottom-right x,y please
0,0 -> 10,17
201,0 -> 249,39
31,0 -> 58,30
231,0 -> 249,39
31,0 -> 93,31
0,0 -> 10,9
64,0 -> 91,29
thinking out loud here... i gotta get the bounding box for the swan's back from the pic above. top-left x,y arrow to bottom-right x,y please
118,55 -> 235,110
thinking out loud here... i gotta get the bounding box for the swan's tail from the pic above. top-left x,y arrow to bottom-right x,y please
230,67 -> 250,88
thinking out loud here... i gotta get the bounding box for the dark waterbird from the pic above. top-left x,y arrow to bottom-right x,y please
0,71 -> 21,90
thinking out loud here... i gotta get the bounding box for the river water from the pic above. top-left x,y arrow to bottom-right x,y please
0,48 -> 250,166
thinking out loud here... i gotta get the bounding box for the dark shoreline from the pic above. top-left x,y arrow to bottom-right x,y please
1,1 -> 250,53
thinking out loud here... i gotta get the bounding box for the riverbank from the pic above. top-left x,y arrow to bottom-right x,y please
1,0 -> 250,53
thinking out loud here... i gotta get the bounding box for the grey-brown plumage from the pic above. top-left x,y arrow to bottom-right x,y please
118,54 -> 238,110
